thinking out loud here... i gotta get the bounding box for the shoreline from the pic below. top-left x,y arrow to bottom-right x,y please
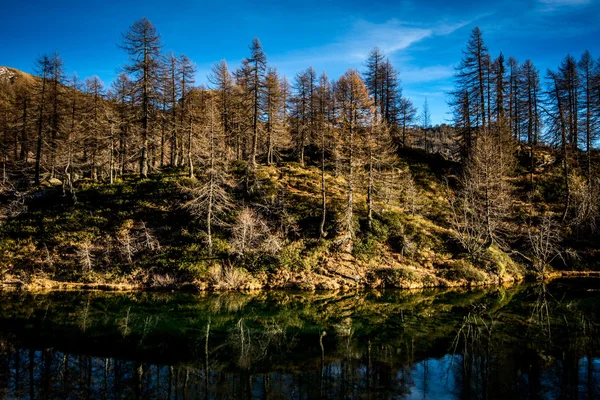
1,270 -> 598,293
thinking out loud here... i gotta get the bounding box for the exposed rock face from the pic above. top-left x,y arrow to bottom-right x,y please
0,66 -> 16,83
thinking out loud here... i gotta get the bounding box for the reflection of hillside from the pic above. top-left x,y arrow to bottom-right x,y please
0,280 -> 598,398
0,287 -> 518,364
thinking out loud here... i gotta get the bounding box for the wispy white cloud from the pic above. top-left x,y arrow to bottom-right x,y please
538,0 -> 591,5
272,17 -> 470,72
400,65 -> 454,83
535,0 -> 592,11
433,20 -> 474,36
341,19 -> 431,60
335,18 -> 471,61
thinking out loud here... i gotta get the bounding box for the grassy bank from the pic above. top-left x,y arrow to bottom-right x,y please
0,148 -> 597,292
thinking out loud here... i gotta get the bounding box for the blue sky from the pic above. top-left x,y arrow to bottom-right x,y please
2,0 -> 599,124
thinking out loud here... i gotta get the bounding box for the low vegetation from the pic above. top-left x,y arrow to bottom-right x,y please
0,144 -> 597,291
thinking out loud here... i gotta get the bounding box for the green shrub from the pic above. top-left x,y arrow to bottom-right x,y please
440,260 -> 488,283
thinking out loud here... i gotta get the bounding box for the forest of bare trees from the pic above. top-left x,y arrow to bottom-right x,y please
449,27 -> 599,266
0,19 -> 420,193
0,19 -> 598,287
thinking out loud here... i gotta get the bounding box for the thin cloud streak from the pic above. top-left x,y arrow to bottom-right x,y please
536,0 -> 593,11
400,65 -> 455,83
272,17 -> 471,70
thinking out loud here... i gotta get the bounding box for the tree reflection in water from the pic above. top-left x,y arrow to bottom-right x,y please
0,279 -> 598,399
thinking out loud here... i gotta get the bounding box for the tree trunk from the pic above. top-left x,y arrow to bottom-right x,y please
347,124 -> 354,238
320,124 -> 327,238
140,44 -> 149,179
110,126 -> 115,184
188,116 -> 194,179
367,129 -> 374,230
207,180 -> 213,256
585,71 -> 592,187
20,96 -> 28,162
50,76 -> 60,180
251,66 -> 259,169
35,75 -> 47,186
528,82 -> 535,190
553,78 -> 570,220
267,94 -> 273,165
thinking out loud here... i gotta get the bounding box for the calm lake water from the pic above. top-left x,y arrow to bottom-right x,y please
0,279 -> 598,399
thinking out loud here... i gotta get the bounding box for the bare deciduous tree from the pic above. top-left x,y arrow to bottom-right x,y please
181,95 -> 233,256
528,213 -> 561,276
230,207 -> 282,258
119,18 -> 163,178
334,69 -> 373,241
76,239 -> 94,273
457,131 -> 514,250
139,221 -> 161,252
568,173 -> 598,232
448,181 -> 488,258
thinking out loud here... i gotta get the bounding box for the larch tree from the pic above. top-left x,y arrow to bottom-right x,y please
104,91 -> 119,185
64,73 -> 82,200
163,52 -> 180,167
454,131 -> 514,253
119,17 -> 163,178
577,50 -> 598,185
177,54 -> 196,178
48,51 -> 66,180
492,53 -> 506,128
232,65 -> 252,161
546,69 -> 571,219
316,72 -> 333,238
365,114 -> 396,230
182,94 -> 233,257
508,57 -> 521,142
484,53 -> 493,130
208,60 -> 235,159
335,69 -> 373,240
156,65 -> 168,168
421,97 -> 431,151
264,68 -> 286,165
0,71 -> 14,182
14,77 -> 32,163
364,47 -> 386,119
110,73 -> 134,176
242,38 -> 267,169
450,26 -> 490,157
281,75 -> 291,130
559,55 -> 579,151
382,60 -> 402,128
519,59 -> 542,187
449,29 -> 517,251
291,66 -> 317,166
364,51 -> 405,141
544,56 -> 582,220
83,76 -> 105,180
397,96 -> 417,148
33,54 -> 52,185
